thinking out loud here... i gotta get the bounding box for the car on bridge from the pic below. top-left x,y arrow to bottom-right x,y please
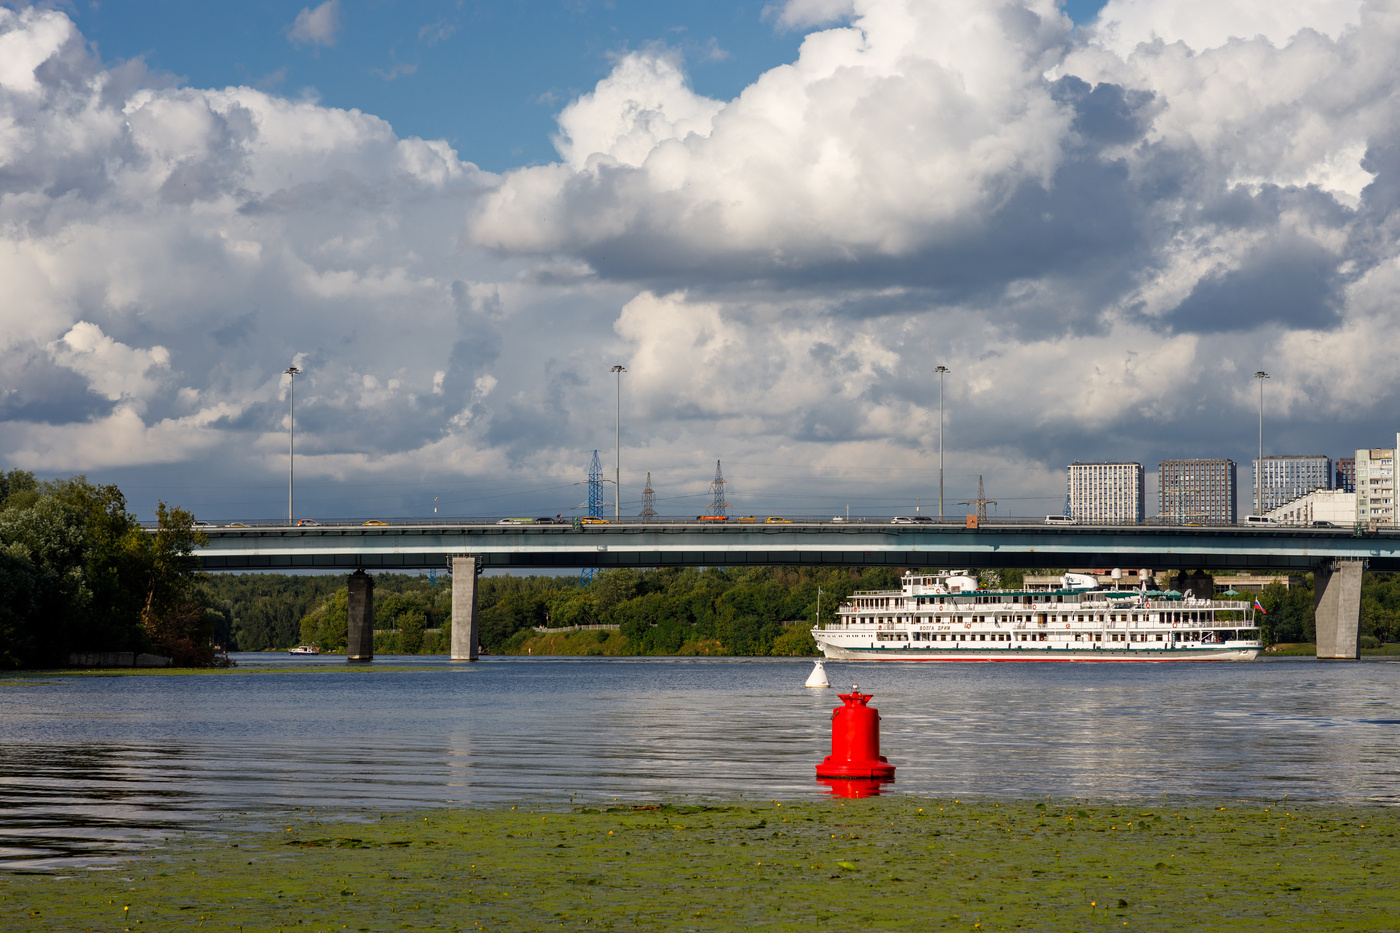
362,520 -> 388,526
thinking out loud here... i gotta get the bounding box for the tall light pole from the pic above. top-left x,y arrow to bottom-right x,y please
611,365 -> 626,520
934,365 -> 950,520
1254,370 -> 1269,517
285,366 -> 300,525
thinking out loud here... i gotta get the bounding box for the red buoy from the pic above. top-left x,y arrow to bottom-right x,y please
816,686 -> 896,781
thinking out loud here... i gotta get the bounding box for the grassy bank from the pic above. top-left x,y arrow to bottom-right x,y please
1265,643 -> 1400,657
6,798 -> 1399,931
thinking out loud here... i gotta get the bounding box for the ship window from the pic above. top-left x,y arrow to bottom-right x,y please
1156,634 -> 1163,641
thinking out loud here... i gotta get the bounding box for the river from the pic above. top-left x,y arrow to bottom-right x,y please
2,655 -> 1398,867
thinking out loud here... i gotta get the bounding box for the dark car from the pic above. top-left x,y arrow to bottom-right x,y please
1312,520 -> 1337,527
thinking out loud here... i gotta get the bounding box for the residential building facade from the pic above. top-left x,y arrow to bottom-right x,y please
1357,438 -> 1400,527
1067,461 -> 1144,523
1265,488 -> 1357,526
1251,455 -> 1332,514
1158,459 -> 1237,524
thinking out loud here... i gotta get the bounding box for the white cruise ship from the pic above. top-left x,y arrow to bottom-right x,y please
813,571 -> 1261,662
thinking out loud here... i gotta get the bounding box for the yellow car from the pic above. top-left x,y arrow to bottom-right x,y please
765,517 -> 792,523
580,517 -> 611,524
362,520 -> 388,526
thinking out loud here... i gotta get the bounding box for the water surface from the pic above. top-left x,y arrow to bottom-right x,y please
2,655 -> 1398,867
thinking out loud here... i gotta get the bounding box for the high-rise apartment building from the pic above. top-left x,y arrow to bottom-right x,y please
1068,462 -> 1144,523
1159,459 -> 1237,524
1356,438 -> 1399,527
1336,458 -> 1356,493
1251,455 -> 1332,514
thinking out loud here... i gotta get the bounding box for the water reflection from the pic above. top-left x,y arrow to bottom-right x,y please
1,655 -> 1398,867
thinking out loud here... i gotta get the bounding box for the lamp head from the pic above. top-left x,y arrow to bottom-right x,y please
611,365 -> 627,373
934,365 -> 949,374
1253,371 -> 1268,379
285,366 -> 300,376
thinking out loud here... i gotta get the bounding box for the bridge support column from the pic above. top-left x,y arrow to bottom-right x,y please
346,570 -> 375,662
1314,559 -> 1362,660
451,556 -> 479,661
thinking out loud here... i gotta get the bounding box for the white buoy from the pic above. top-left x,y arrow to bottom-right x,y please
805,658 -> 830,688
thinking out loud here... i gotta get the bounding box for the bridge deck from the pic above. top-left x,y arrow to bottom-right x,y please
193,521 -> 1400,572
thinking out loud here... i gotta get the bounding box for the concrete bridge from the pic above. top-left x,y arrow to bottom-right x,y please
196,520 -> 1400,662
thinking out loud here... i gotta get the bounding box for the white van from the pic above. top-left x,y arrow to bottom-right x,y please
1244,515 -> 1277,525
1043,515 -> 1076,525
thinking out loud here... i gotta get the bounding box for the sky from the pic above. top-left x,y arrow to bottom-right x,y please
0,0 -> 1393,524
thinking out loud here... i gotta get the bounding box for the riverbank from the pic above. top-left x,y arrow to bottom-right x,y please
6,797 -> 1398,931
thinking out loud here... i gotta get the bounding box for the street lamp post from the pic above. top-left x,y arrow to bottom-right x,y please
285,366 -> 300,525
934,365 -> 950,520
611,365 -> 626,520
1254,370 -> 1269,517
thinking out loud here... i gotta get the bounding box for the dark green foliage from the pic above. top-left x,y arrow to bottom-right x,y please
201,574 -> 342,650
1256,578 -> 1316,644
1359,572 -> 1400,644
0,475 -> 209,667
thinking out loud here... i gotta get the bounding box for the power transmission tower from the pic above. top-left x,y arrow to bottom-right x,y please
639,472 -> 657,519
709,460 -> 730,516
588,450 -> 604,519
959,474 -> 997,521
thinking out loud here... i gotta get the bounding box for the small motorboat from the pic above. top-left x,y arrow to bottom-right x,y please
288,645 -> 320,656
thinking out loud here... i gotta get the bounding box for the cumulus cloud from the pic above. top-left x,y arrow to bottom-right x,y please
766,0 -> 857,31
1092,0 -> 1364,57
287,0 -> 342,48
5,1 -> 1400,521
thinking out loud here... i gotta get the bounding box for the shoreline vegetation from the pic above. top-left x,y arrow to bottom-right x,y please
7,798 -> 1400,930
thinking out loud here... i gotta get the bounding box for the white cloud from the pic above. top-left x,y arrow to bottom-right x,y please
48,323 -> 171,405
553,51 -> 724,171
766,0 -> 857,31
1093,0 -> 1363,57
287,0 -> 342,48
4,2 -> 1400,520
0,7 -> 76,95
475,0 -> 1076,262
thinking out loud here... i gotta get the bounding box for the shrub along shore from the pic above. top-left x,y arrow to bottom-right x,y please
7,797 -> 1399,931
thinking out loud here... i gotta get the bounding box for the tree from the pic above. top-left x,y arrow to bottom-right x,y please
0,496 -> 90,667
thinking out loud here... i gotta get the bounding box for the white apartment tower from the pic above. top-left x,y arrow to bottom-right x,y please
1356,436 -> 1400,527
1252,455 -> 1332,514
1068,462 -> 1145,523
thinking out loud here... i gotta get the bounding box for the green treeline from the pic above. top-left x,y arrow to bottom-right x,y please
211,566 -> 913,656
483,566 -> 905,657
0,470 -> 211,668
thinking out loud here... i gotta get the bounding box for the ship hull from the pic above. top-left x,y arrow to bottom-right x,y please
816,643 -> 1258,662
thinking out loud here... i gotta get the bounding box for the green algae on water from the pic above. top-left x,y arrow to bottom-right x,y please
4,798 -> 1399,931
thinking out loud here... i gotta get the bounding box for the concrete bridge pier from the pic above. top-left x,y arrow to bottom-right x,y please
1314,559 -> 1363,660
451,556 -> 480,661
347,569 -> 375,662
